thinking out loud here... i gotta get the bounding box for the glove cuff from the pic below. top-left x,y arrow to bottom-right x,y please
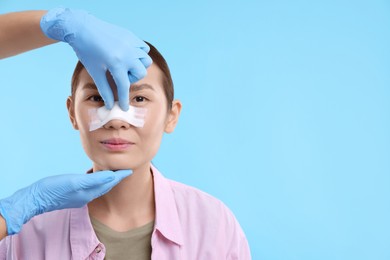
0,200 -> 21,235
0,188 -> 41,235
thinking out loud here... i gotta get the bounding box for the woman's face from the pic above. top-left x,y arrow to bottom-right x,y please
67,64 -> 181,171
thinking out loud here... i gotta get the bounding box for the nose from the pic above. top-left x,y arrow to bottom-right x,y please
103,119 -> 131,130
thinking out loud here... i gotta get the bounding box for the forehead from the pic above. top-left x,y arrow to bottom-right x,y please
76,63 -> 164,94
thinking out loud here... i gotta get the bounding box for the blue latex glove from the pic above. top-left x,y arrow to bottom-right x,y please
40,7 -> 152,111
0,170 -> 131,235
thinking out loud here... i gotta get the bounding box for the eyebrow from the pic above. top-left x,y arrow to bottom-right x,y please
131,83 -> 155,92
81,83 -> 155,92
82,83 -> 98,91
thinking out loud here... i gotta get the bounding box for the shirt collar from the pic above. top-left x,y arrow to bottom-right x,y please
151,164 -> 184,246
70,164 -> 184,256
70,205 -> 102,260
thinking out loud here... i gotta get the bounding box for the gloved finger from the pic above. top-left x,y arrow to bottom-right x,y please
129,74 -> 138,85
89,170 -> 133,199
76,171 -> 116,190
128,59 -> 147,81
139,41 -> 150,53
140,55 -> 153,68
128,58 -> 147,80
129,47 -> 150,59
111,170 -> 133,185
89,181 -> 116,199
110,67 -> 131,111
122,30 -> 148,52
90,69 -> 114,110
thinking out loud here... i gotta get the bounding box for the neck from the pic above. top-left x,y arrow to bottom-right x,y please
87,163 -> 155,231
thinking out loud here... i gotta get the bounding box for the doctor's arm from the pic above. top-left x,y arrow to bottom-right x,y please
0,216 -> 5,241
0,10 -> 55,59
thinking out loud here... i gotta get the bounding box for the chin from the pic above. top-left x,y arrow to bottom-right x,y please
101,162 -> 135,171
94,156 -> 149,172
89,150 -> 153,172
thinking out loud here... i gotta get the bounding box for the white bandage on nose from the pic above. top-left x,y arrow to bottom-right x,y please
88,102 -> 147,131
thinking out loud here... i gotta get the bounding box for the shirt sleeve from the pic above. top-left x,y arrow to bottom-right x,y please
233,231 -> 251,260
220,203 -> 252,260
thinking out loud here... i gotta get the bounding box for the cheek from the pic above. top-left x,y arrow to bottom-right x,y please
74,104 -> 92,132
137,103 -> 167,149
143,102 -> 167,134
74,104 -> 97,151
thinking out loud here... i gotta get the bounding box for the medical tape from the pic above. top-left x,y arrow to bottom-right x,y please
88,101 -> 147,131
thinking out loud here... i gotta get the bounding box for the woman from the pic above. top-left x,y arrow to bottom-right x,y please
0,41 -> 251,259
0,7 -> 150,241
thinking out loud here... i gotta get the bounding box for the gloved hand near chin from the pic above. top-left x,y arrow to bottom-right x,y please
40,7 -> 152,111
0,170 -> 131,235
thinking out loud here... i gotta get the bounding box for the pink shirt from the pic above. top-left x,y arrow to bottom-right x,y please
0,165 -> 251,259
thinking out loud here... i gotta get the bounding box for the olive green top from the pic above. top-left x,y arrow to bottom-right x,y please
90,217 -> 154,260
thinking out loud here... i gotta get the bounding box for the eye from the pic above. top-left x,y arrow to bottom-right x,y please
88,95 -> 104,102
134,96 -> 147,103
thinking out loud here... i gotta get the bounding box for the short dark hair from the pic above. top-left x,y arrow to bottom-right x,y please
70,41 -> 174,110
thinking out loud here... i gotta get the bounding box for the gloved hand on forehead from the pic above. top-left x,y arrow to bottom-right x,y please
40,7 -> 152,111
0,170 -> 131,235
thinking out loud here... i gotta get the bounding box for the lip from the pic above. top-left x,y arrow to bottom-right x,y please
100,138 -> 134,151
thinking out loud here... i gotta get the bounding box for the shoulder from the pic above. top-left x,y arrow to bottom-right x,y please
167,179 -> 251,258
169,179 -> 225,212
168,179 -> 240,229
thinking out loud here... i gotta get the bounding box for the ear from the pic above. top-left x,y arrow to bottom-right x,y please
66,96 -> 79,130
164,100 -> 182,133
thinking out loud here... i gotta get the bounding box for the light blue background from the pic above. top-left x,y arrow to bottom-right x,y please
1,1 -> 390,259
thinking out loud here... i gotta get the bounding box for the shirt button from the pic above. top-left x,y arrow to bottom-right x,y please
95,246 -> 102,253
